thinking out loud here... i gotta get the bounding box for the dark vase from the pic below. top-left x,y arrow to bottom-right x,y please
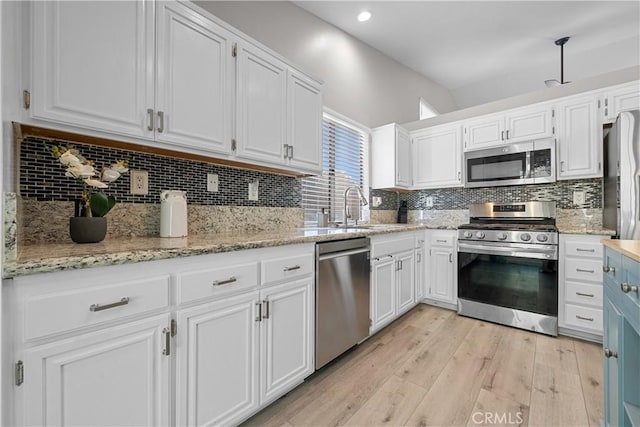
69,216 -> 107,243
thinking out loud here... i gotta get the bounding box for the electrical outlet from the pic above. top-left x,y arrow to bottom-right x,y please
130,170 -> 148,195
573,190 -> 585,205
425,196 -> 434,208
371,196 -> 382,207
248,180 -> 259,201
207,173 -> 219,192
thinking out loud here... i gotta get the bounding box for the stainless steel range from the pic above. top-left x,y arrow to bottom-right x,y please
457,202 -> 559,336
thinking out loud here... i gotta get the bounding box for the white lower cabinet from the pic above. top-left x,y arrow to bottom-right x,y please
370,233 -> 418,333
558,234 -> 609,340
21,314 -> 172,427
415,237 -> 426,302
6,244 -> 314,427
424,230 -> 458,308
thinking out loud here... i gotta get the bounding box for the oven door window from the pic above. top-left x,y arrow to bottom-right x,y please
458,251 -> 558,316
466,152 -> 527,183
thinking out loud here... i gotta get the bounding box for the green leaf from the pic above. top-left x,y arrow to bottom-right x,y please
90,192 -> 116,217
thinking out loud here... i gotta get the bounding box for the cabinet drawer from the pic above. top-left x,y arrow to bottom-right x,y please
564,304 -> 603,333
24,276 -> 171,341
176,262 -> 259,304
565,258 -> 602,283
429,233 -> 454,247
565,240 -> 603,259
371,236 -> 415,258
565,281 -> 603,307
262,253 -> 313,285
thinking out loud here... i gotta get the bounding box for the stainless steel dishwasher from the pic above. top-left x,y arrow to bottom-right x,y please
315,237 -> 370,369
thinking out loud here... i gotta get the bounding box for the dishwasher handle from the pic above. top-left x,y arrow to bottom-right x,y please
318,247 -> 370,261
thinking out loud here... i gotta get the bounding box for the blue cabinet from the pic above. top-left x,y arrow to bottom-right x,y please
603,246 -> 640,427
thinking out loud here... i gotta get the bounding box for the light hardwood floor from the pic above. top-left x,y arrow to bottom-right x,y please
243,305 -> 603,427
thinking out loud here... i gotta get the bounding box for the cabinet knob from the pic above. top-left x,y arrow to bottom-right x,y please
603,348 -> 618,359
603,266 -> 615,273
621,282 -> 639,294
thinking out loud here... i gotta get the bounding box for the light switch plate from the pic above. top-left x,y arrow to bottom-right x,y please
248,181 -> 259,201
573,190 -> 585,205
130,170 -> 148,195
207,173 -> 219,192
425,196 -> 434,208
372,196 -> 382,207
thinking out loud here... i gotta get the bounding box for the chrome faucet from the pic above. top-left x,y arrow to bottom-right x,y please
343,186 -> 368,228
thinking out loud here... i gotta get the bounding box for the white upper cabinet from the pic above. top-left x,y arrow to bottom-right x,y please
463,104 -> 553,151
412,123 -> 463,189
31,1 -> 154,139
235,42 -> 288,165
286,70 -> 323,174
602,81 -> 640,123
155,1 -> 234,154
556,94 -> 602,180
371,123 -> 411,189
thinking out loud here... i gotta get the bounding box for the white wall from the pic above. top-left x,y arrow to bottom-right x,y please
194,1 -> 457,128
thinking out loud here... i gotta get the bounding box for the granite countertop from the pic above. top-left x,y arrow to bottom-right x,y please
558,227 -> 617,236
602,240 -> 640,263
4,223 -> 456,278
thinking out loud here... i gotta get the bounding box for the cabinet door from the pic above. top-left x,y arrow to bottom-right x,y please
412,125 -> 462,189
415,248 -> 425,301
557,95 -> 602,179
371,257 -> 396,332
287,70 -> 323,173
155,1 -> 233,154
31,1 -> 154,138
603,295 -> 621,427
396,127 -> 412,188
604,83 -> 640,122
463,114 -> 504,150
21,315 -> 170,426
429,247 -> 456,305
260,279 -> 313,405
504,105 -> 554,143
396,251 -> 416,315
176,292 -> 260,427
236,42 -> 287,165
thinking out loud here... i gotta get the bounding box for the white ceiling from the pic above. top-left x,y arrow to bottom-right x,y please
293,1 -> 640,108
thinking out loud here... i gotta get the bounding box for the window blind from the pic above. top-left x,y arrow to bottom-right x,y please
302,113 -> 369,226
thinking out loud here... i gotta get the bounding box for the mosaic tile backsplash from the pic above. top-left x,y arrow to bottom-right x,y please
20,137 -> 301,208
372,179 -> 602,211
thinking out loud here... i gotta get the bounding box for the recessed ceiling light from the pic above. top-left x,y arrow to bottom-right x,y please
357,11 -> 372,22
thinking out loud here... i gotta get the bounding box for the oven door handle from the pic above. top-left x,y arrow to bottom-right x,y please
457,242 -> 557,260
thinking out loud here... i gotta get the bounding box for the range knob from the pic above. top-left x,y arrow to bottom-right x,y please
463,231 -> 472,238
475,231 -> 485,239
497,232 -> 508,240
520,233 -> 532,242
536,234 -> 549,243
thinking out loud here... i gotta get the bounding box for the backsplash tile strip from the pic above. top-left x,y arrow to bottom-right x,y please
20,137 -> 302,208
371,178 -> 602,211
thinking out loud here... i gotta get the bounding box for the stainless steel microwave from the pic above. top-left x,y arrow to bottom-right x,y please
464,138 -> 555,188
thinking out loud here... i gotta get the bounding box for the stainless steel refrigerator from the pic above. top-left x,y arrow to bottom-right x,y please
603,109 -> 640,239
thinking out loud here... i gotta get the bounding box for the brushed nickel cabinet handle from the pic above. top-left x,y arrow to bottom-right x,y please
262,299 -> 270,319
560,161 -> 565,172
506,130 -> 510,139
283,144 -> 289,158
576,268 -> 595,274
283,265 -> 301,272
146,109 -> 154,131
576,292 -> 595,298
604,348 -> 618,358
157,111 -> 164,133
89,297 -> 130,312
621,283 -> 639,293
603,266 -> 615,273
162,327 -> 171,356
212,276 -> 237,286
289,145 -> 294,159
449,253 -> 453,263
576,248 -> 595,253
501,130 -> 504,141
576,315 -> 594,322
255,302 -> 262,322
436,239 -> 447,243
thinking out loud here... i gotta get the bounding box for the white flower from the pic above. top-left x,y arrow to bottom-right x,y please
110,161 -> 129,174
59,150 -> 82,166
101,168 -> 121,183
84,178 -> 108,189
65,164 -> 95,178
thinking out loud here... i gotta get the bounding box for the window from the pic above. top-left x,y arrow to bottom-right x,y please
419,97 -> 439,120
301,111 -> 369,226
